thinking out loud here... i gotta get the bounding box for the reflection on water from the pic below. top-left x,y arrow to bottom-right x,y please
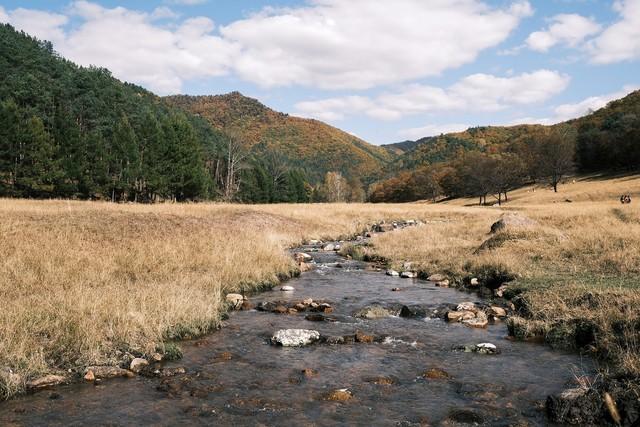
0,248 -> 592,426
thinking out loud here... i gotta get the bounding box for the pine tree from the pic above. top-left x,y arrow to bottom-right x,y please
16,115 -> 57,197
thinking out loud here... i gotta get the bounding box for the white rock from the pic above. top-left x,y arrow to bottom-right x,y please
129,358 -> 149,373
225,293 -> 244,309
386,269 -> 400,277
294,252 -> 313,263
475,343 -> 498,354
470,278 -> 479,286
271,329 -> 320,347
323,244 -> 336,251
280,285 -> 295,292
400,271 -> 416,278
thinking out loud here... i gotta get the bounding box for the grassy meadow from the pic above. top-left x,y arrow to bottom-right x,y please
1,174 -> 639,399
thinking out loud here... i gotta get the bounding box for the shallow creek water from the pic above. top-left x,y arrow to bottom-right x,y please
0,246 -> 593,426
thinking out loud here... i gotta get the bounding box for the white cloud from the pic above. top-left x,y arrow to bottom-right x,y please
589,0 -> 640,64
526,14 -> 601,52
3,1 -> 237,94
221,0 -> 533,89
150,7 -> 179,21
0,7 -> 9,23
553,84 -> 639,121
295,96 -> 374,121
398,123 -> 470,139
295,70 -> 570,121
4,8 -> 68,46
507,84 -> 639,126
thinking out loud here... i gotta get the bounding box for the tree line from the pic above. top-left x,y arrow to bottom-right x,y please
370,126 -> 577,204
0,24 -> 324,203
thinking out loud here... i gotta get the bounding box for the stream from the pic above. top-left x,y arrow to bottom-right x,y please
0,244 -> 593,426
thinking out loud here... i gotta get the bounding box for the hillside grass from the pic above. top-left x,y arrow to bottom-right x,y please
1,174 -> 639,399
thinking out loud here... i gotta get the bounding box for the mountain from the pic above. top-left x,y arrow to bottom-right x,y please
164,93 -> 393,185
370,90 -> 639,202
388,90 -> 640,173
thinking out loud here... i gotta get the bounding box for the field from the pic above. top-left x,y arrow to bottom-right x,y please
1,174 -> 639,399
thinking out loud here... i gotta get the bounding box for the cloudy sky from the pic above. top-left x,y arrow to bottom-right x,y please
1,0 -> 638,144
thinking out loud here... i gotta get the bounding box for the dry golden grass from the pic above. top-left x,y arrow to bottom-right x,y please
1,174 -> 639,399
368,174 -> 640,377
0,200 -> 448,399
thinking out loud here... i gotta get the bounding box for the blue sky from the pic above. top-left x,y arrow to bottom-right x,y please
1,0 -> 638,144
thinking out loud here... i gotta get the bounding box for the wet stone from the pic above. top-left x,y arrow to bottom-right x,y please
355,305 -> 393,319
354,330 -> 375,343
399,305 -> 427,319
365,376 -> 396,385
324,389 -> 353,402
423,368 -> 451,380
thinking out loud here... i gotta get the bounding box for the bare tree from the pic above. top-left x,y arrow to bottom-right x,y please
535,127 -> 576,192
220,134 -> 249,202
262,150 -> 288,195
323,171 -> 348,202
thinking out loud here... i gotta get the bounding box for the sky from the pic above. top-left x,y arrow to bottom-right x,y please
1,0 -> 639,144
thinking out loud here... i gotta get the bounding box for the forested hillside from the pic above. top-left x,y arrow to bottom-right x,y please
371,91 -> 640,203
0,24 -> 229,201
164,93 -> 393,187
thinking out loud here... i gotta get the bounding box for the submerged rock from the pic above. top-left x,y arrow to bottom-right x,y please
280,285 -> 295,292
324,388 -> 353,401
86,366 -> 134,379
354,330 -> 375,343
26,375 -> 66,390
399,305 -> 427,319
271,329 -> 320,347
427,273 -> 447,282
355,305 -> 393,319
423,368 -> 450,380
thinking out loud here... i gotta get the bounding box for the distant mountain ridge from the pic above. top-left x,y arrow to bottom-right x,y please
165,92 -> 393,184
382,90 -> 640,173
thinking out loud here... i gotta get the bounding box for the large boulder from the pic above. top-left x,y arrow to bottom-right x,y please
271,329 -> 320,347
490,213 -> 536,234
